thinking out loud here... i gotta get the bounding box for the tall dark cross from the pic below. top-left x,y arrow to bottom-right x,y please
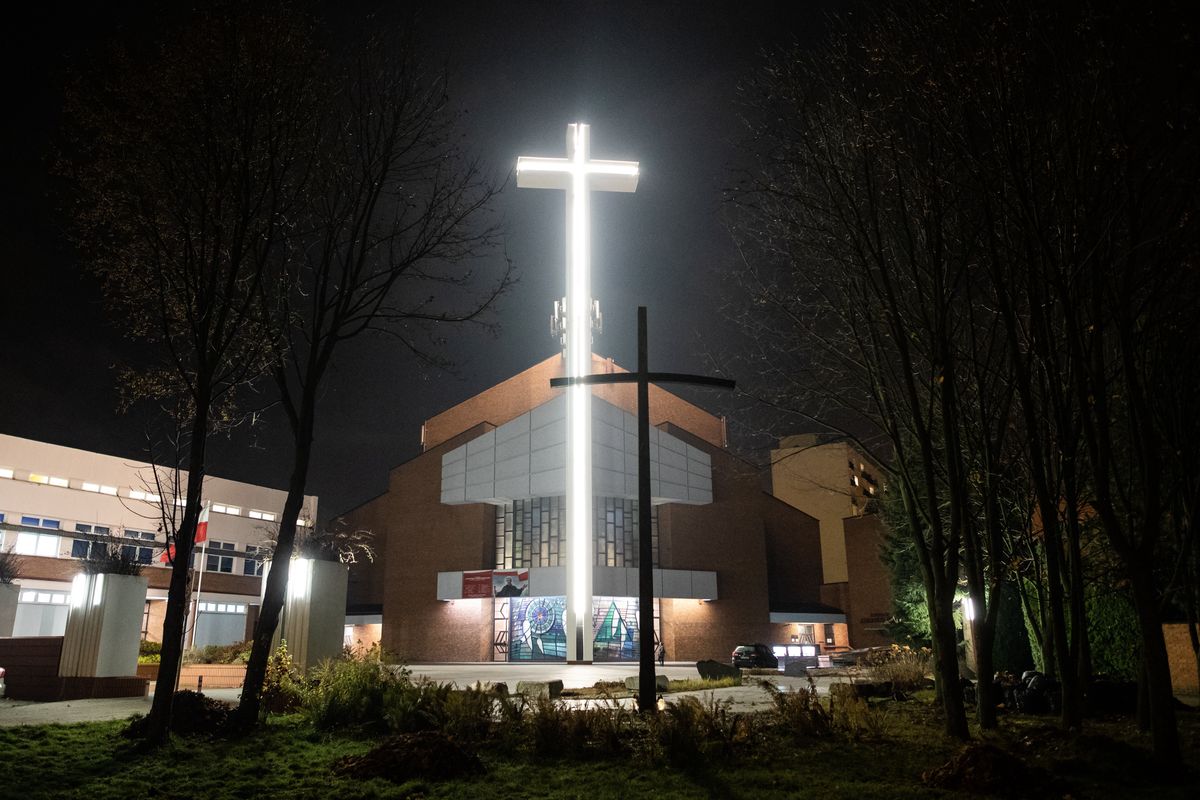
551,306 -> 735,713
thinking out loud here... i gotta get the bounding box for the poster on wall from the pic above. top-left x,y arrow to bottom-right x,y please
462,570 -> 494,599
492,570 -> 529,597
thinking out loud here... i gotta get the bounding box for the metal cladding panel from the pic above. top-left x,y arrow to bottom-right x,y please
662,570 -> 692,598
464,464 -> 496,502
442,444 -> 466,470
493,475 -> 531,501
438,394 -> 713,506
593,468 -> 625,497
529,566 -> 566,596
495,455 -> 529,480
495,413 -> 530,443
466,429 -> 495,455
530,442 -> 566,474
495,433 -> 530,464
530,468 -> 566,497
593,443 -> 624,472
592,568 -> 621,596
691,571 -> 718,600
436,572 -> 463,600
529,394 -> 566,431
659,464 -> 687,486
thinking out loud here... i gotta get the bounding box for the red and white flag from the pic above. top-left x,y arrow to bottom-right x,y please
160,501 -> 211,563
194,501 -> 210,544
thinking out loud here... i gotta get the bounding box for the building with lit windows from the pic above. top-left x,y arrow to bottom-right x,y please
0,434 -> 317,647
339,355 -> 851,664
770,434 -> 893,648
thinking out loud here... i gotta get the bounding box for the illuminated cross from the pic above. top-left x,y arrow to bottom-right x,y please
518,124 -> 639,662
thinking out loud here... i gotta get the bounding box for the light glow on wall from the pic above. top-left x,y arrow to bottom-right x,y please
518,123 -> 638,660
290,558 -> 313,600
70,573 -> 88,609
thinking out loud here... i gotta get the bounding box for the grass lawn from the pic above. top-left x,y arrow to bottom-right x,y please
1,696 -> 1196,799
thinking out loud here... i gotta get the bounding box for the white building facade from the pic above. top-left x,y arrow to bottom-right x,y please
0,434 -> 317,648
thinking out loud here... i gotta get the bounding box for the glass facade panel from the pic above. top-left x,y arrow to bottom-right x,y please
494,496 -> 658,569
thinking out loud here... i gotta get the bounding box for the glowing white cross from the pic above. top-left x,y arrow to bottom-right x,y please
517,123 -> 639,662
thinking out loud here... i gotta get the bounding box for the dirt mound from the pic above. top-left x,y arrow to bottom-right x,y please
333,731 -> 485,783
923,742 -> 1051,797
124,690 -> 232,739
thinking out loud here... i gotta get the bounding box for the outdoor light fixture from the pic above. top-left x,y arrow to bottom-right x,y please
518,124 -> 639,662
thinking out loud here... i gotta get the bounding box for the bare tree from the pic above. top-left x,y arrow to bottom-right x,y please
727,0 -> 1198,762
62,4 -> 321,742
232,21 -> 507,728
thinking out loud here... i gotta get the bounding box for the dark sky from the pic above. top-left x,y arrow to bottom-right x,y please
1,0 -> 838,519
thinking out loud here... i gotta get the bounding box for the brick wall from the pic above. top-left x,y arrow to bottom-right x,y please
421,354 -> 725,452
1164,623 -> 1199,695
843,515 -> 894,649
0,636 -> 147,700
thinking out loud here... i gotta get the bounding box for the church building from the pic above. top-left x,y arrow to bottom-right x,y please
339,354 -> 850,664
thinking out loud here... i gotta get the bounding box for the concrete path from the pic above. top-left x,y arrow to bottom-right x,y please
0,664 -> 830,727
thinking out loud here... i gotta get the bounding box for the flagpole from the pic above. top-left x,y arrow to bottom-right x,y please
188,501 -> 211,649
190,543 -> 207,648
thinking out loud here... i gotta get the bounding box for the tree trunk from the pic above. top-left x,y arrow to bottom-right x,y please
1129,564 -> 1181,766
234,394 -> 316,730
933,590 -> 969,740
973,617 -> 997,729
144,392 -> 211,743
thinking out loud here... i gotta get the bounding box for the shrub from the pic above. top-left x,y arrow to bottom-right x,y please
304,653 -> 400,732
862,645 -> 931,695
577,697 -> 636,756
184,640 -> 253,665
0,547 -> 25,584
383,679 -> 453,734
649,694 -> 754,767
491,693 -> 529,755
526,697 -> 591,758
138,639 -> 162,664
442,687 -> 498,746
261,641 -> 305,714
829,682 -> 892,740
762,679 -> 831,738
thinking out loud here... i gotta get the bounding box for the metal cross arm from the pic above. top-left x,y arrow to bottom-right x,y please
549,306 -> 734,715
551,373 -> 735,390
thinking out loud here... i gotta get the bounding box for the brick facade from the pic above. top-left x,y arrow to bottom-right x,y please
842,515 -> 894,648
340,358 -> 842,663
1164,623 -> 1199,696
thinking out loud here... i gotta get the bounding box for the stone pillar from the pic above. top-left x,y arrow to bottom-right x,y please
58,573 -> 149,678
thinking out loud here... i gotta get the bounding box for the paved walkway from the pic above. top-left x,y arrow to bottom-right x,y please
0,663 -> 828,727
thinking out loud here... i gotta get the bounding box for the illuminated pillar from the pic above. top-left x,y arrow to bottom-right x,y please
517,124 -> 639,661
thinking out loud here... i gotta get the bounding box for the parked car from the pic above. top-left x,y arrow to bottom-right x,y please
731,643 -> 778,669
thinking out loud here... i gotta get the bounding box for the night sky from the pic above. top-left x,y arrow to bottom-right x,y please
1,1 -> 838,519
